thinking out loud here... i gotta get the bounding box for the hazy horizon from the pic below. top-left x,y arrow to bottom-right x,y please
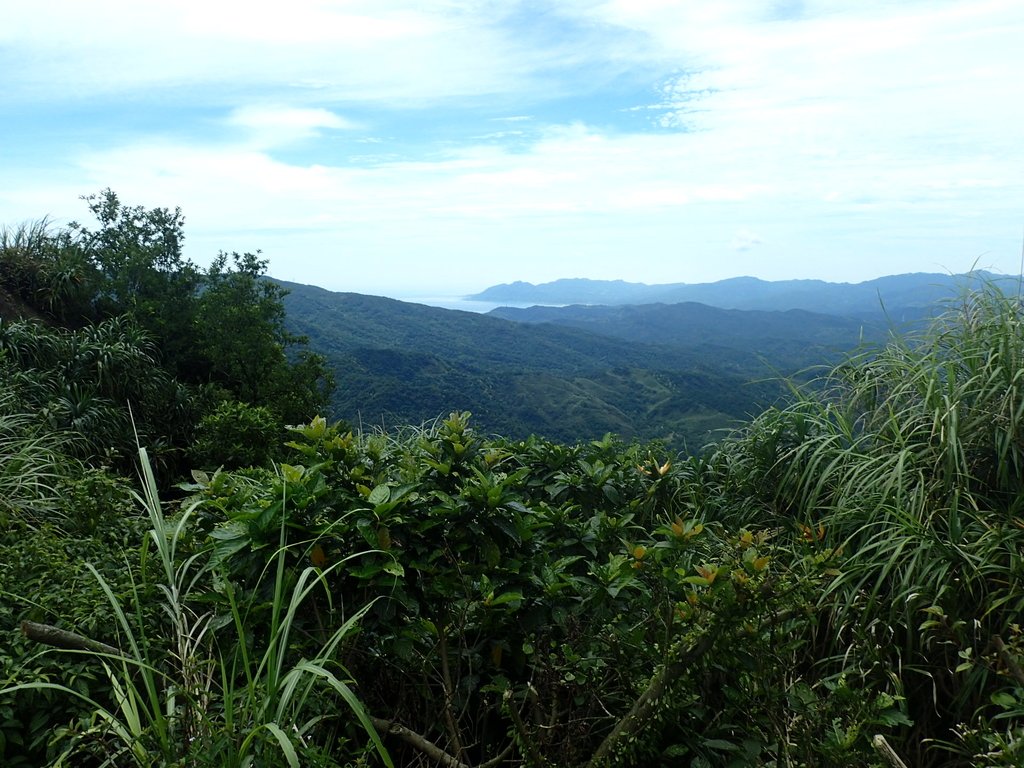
288,266 -> 1022,307
5,1 -> 1023,296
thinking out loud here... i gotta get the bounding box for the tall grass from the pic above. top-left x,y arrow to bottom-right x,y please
0,389 -> 76,530
2,446 -> 392,767
729,282 -> 1024,763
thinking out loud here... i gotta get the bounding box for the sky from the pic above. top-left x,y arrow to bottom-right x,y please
2,0 -> 1023,298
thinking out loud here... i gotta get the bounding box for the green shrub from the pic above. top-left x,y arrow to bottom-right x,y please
1,447 -> 391,767
190,400 -> 282,470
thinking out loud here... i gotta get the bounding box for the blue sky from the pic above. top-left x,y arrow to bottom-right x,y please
3,0 -> 1023,297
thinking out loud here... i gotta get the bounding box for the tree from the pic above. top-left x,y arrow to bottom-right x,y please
0,192 -> 334,477
194,250 -> 334,423
67,192 -> 333,423
69,189 -> 202,375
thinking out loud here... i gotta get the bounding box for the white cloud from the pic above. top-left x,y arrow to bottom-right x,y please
179,1 -> 435,45
24,106 -> 1012,294
732,229 -> 763,252
225,106 -> 358,147
3,1 -> 1023,293
0,1 -> 532,104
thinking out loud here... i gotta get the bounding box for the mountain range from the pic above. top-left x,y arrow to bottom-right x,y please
279,271 -> 1012,452
469,271 -> 1015,319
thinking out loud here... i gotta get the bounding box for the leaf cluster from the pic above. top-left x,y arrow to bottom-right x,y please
0,193 -> 334,474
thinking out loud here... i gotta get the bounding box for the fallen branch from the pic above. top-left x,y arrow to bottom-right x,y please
586,632 -> 716,768
872,734 -> 909,768
370,717 -> 470,768
20,620 -> 124,659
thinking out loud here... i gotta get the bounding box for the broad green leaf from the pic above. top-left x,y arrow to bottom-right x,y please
991,691 -> 1018,708
368,484 -> 391,505
485,591 -> 523,607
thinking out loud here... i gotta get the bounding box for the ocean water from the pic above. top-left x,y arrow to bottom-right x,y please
394,296 -> 556,313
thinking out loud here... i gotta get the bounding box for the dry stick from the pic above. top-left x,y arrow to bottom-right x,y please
370,717 -> 470,768
586,632 -> 717,768
478,742 -> 516,768
369,715 -> 515,768
504,689 -> 546,767
21,620 -> 124,659
438,629 -> 466,761
871,734 -> 909,768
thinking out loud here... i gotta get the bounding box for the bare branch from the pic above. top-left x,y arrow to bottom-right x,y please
20,620 -> 124,659
370,717 -> 470,768
872,734 -> 909,768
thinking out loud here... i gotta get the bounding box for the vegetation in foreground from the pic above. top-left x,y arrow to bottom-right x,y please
1,194 -> 1023,766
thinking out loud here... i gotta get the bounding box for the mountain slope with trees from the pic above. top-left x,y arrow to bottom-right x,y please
489,300 -> 887,373
277,280 -> 813,449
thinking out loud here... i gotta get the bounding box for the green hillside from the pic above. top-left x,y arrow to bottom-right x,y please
489,300 -> 887,372
278,281 -> 792,450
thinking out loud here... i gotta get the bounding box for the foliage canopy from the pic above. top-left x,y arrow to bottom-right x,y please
0,191 -> 333,472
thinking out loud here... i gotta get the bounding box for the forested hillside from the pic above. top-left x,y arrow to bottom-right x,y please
489,300 -> 886,372
278,281 -> 864,450
2,194 -> 1023,767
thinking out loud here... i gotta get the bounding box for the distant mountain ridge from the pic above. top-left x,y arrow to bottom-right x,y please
469,271 -> 1015,318
278,271 -> 1011,452
275,280 -> 855,451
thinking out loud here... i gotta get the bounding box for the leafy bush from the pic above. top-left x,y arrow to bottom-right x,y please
2,448 -> 391,767
190,400 -> 282,470
181,414 -> 889,766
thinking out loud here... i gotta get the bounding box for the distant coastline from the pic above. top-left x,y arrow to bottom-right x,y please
394,296 -> 565,313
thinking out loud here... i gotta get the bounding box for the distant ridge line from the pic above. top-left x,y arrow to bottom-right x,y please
467,271 -> 1010,317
